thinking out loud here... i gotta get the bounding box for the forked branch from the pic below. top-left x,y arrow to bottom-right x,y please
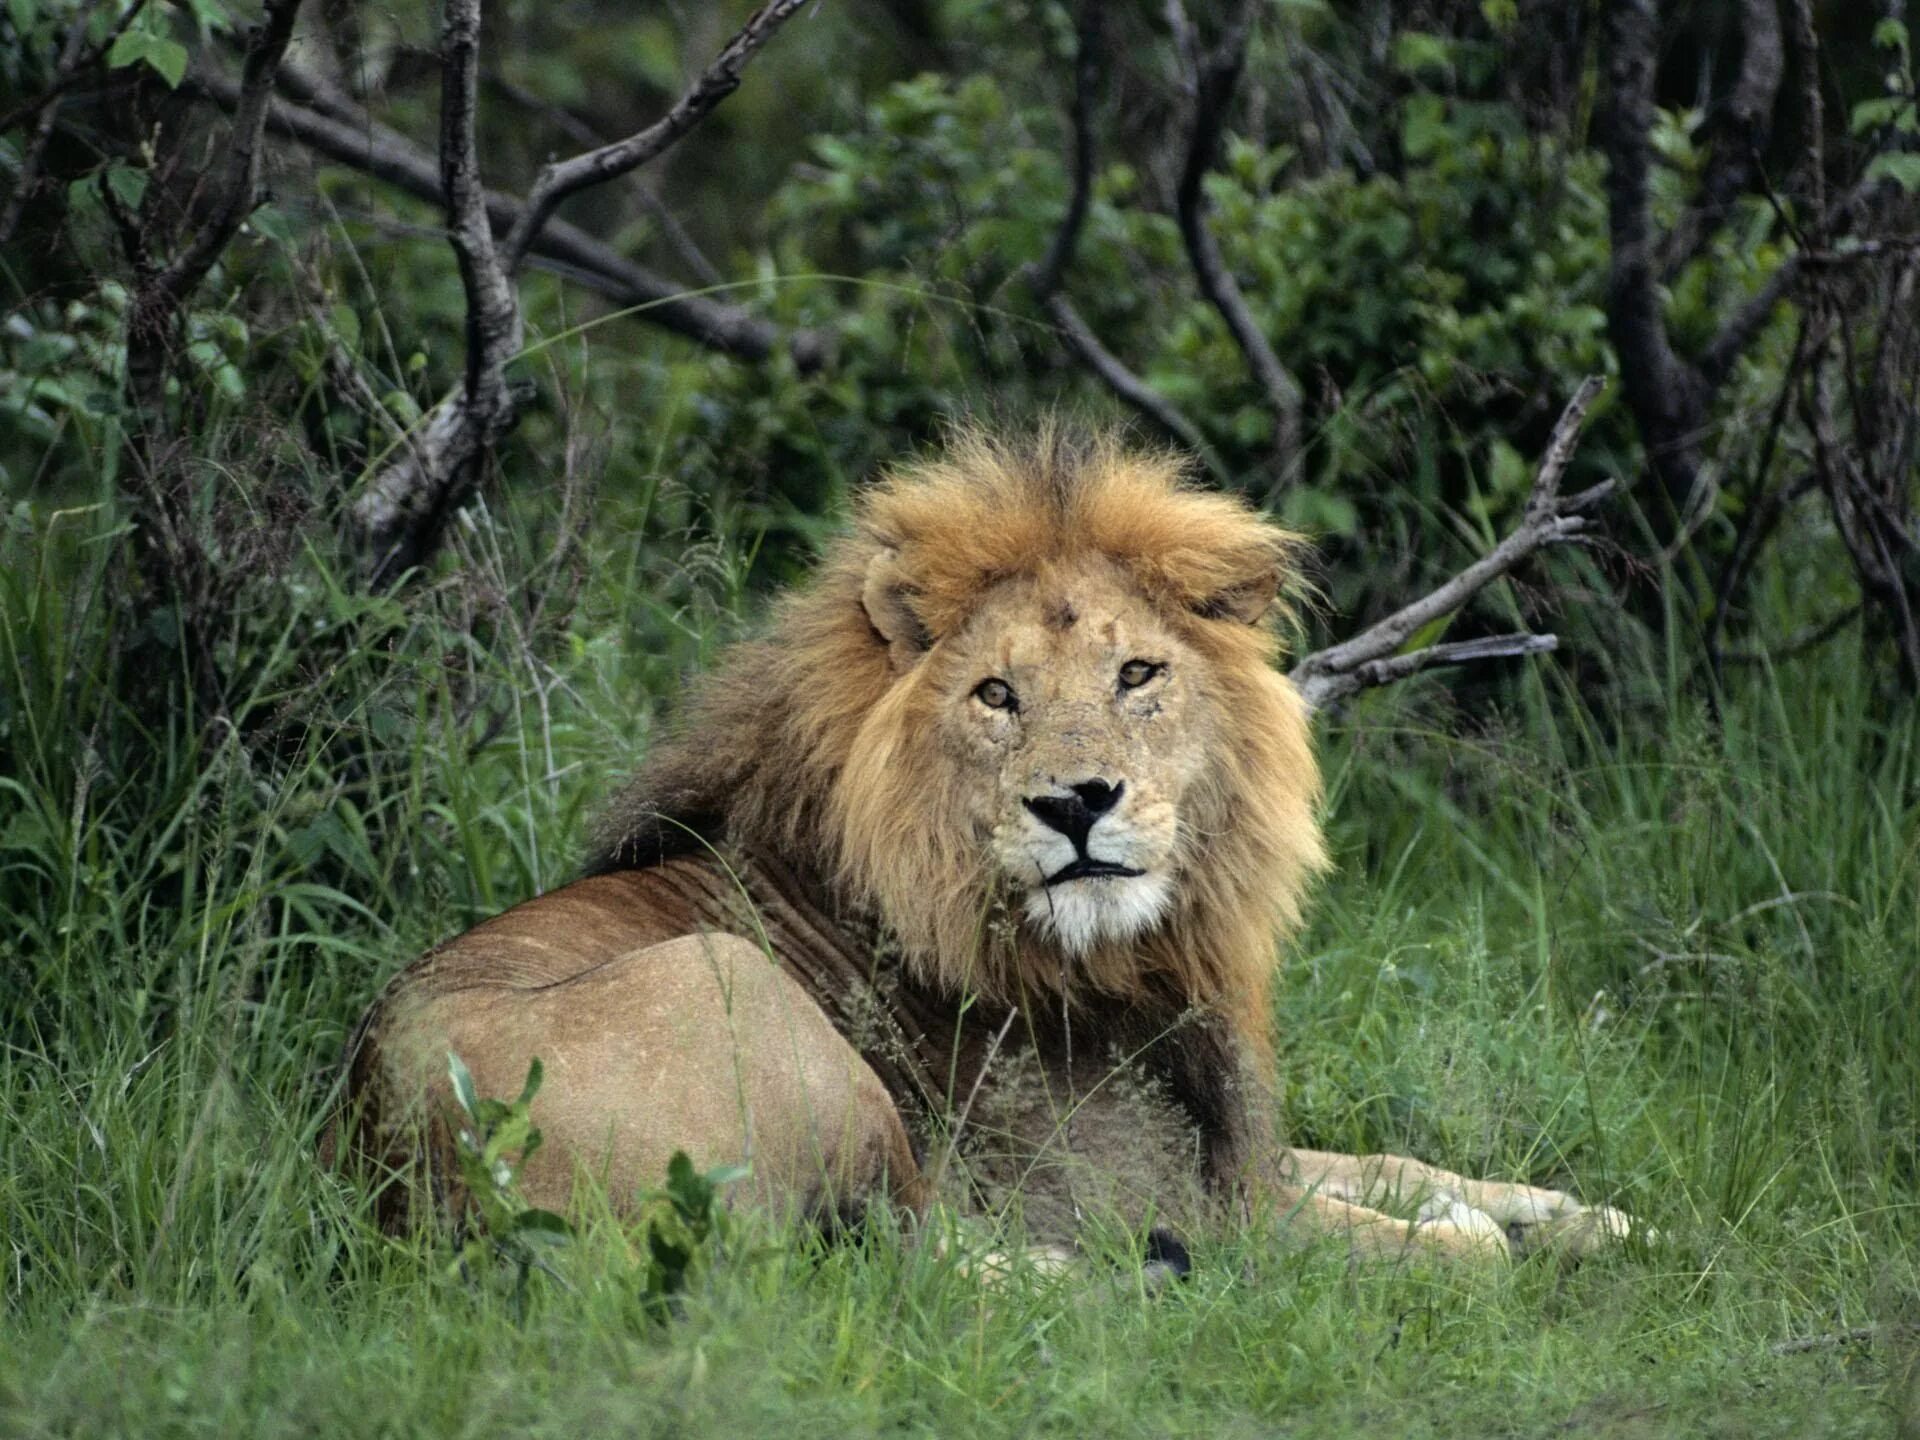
499,0 -> 815,275
1168,0 -> 1304,481
347,0 -> 813,579
1024,2 -> 1215,463
349,0 -> 520,581
1290,377 -> 1611,709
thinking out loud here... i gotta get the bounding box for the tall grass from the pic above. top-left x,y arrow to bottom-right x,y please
1,458 -> 1914,1435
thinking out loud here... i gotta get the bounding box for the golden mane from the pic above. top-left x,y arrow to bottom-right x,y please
595,428 -> 1326,1053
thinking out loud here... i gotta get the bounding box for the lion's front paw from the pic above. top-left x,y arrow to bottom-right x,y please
1505,1201 -> 1652,1261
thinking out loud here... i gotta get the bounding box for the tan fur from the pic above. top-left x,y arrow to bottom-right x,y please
329,427 -> 1638,1265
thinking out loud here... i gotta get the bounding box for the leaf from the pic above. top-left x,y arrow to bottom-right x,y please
103,164 -> 148,212
1867,152 -> 1920,192
510,1208 -> 572,1244
446,1051 -> 479,1119
1392,31 -> 1454,80
1872,17 -> 1909,52
703,1163 -> 751,1188
514,1056 -> 544,1108
106,30 -> 190,89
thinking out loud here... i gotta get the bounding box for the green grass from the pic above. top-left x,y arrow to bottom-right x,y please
2,492 -> 1916,1438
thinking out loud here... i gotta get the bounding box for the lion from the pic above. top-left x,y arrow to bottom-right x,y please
328,428 -> 1634,1265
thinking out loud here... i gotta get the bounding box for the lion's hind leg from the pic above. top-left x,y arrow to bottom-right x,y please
376,931 -> 931,1228
1286,1149 -> 1644,1261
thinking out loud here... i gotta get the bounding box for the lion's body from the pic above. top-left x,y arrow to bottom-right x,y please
331,431 -> 1633,1261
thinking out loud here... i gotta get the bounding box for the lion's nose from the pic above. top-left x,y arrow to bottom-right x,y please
1072,778 -> 1122,816
1025,779 -> 1125,845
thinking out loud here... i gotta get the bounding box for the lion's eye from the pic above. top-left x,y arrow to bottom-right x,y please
1118,660 -> 1163,690
974,678 -> 1018,711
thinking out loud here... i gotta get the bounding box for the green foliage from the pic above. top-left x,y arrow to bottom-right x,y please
634,1151 -> 751,1321
1,2 -> 1916,1430
445,1053 -> 573,1313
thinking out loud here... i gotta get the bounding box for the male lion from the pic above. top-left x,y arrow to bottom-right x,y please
329,430 -> 1631,1263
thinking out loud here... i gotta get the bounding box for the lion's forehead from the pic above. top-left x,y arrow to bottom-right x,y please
970,574 -> 1174,679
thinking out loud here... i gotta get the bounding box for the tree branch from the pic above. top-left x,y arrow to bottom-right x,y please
190,67 -> 822,368
124,0 -> 304,427
1019,2 -> 1214,463
1659,0 -> 1784,278
1044,293 -> 1216,462
1290,378 -> 1610,709
498,0 -> 815,275
349,0 -> 524,580
1169,0 -> 1304,482
1027,0 -> 1103,300
1602,0 -> 1710,520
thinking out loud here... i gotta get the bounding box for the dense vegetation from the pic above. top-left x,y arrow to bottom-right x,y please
3,0 -> 1917,1434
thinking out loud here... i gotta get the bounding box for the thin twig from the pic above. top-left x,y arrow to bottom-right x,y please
1290,377 -> 1609,709
499,0 -> 814,275
190,66 -> 823,367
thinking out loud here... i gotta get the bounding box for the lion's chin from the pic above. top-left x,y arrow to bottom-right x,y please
1021,872 -> 1174,956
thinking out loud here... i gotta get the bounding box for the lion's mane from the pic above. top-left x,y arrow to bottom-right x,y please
594,428 -> 1325,1054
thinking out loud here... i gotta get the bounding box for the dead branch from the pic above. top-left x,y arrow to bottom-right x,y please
348,0 -> 521,582
1290,377 -> 1610,709
1027,0 -> 1104,301
1168,0 -> 1304,481
481,68 -> 724,289
499,0 -> 813,276
344,0 -> 816,578
190,67 -> 821,367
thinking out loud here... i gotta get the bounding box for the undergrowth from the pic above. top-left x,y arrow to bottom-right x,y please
2,473 -> 1915,1436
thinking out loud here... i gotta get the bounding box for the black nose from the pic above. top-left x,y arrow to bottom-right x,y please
1072,778 -> 1121,816
1024,779 -> 1124,845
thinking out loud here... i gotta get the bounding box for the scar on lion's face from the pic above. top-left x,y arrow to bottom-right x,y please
916,558 -> 1212,955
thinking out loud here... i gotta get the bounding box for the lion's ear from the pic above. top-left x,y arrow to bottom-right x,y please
1193,554 -> 1284,626
861,547 -> 933,669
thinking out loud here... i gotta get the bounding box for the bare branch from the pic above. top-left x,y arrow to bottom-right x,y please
1170,0 -> 1304,480
190,68 -> 822,367
1026,0 -> 1104,300
482,69 -> 725,289
1045,293 -> 1217,466
349,0 -> 524,581
1290,378 -> 1609,709
499,0 -> 815,275
1019,2 -> 1214,465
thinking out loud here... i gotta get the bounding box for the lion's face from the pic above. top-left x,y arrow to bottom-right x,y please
812,434 -> 1324,1010
934,558 -> 1209,955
